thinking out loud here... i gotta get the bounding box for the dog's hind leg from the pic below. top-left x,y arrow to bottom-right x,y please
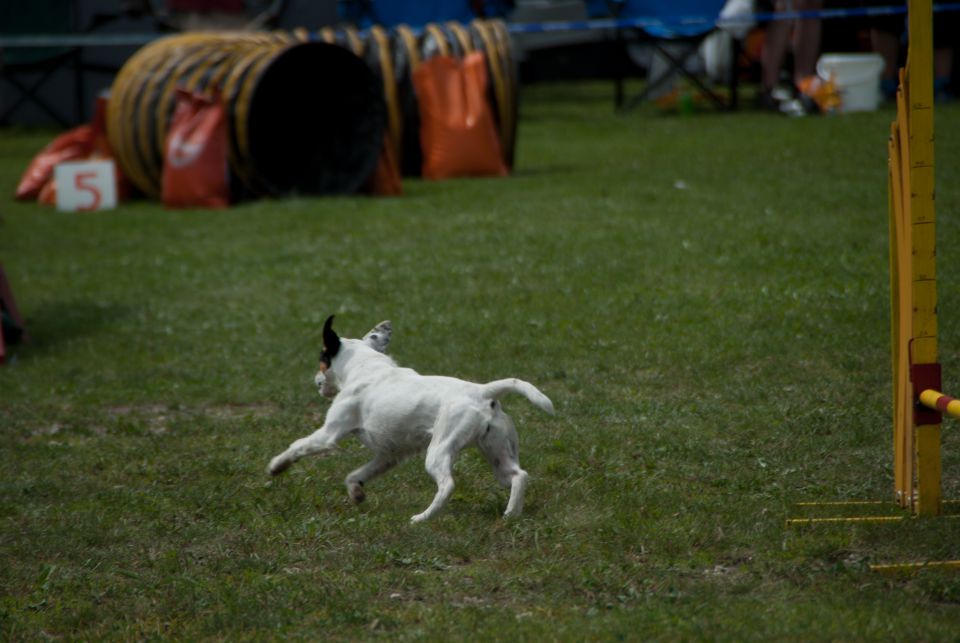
410,444 -> 457,523
478,413 -> 528,518
410,409 -> 480,523
503,468 -> 528,518
344,455 -> 398,504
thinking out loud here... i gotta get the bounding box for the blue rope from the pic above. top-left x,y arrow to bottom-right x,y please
506,2 -> 960,34
1,3 -> 959,47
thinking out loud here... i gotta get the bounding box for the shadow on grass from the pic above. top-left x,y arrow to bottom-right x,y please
511,164 -> 583,178
19,298 -> 133,356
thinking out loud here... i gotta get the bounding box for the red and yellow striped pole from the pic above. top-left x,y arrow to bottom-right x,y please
919,390 -> 960,419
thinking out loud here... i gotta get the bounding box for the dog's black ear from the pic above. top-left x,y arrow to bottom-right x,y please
321,315 -> 341,364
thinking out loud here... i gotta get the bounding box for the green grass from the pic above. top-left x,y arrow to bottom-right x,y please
4,82 -> 960,639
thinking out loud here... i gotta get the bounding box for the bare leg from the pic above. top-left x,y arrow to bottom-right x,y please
762,5 -> 793,91
935,47 -> 953,81
792,0 -> 822,81
871,29 -> 900,83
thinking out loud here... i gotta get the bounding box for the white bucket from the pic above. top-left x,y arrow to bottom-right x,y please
816,53 -> 885,113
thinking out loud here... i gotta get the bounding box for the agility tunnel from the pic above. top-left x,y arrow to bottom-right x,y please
107,32 -> 386,198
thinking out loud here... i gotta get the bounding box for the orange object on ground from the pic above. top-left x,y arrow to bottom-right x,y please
15,95 -> 131,203
797,74 -> 841,114
15,125 -> 96,201
37,178 -> 58,205
162,89 -> 229,209
413,52 -> 508,180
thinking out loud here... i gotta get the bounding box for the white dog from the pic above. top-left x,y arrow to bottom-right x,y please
268,316 -> 554,523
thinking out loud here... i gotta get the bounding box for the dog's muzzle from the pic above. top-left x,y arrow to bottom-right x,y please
315,368 -> 339,398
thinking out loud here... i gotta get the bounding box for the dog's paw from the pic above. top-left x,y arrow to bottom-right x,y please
347,482 -> 365,504
267,455 -> 292,476
409,512 -> 429,524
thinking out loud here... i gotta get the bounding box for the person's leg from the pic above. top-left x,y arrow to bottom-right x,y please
865,1 -> 904,99
792,0 -> 823,82
933,7 -> 954,99
762,0 -> 794,91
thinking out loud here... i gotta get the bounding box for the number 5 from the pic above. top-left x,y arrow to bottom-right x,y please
74,171 -> 102,211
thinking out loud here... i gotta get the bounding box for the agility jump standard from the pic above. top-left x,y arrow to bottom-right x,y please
888,0 -> 947,518
788,1 -> 960,557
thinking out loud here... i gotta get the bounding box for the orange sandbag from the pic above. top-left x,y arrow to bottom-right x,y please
15,125 -> 96,200
413,52 -> 508,180
162,89 -> 229,209
363,135 -> 403,196
15,94 -> 132,204
37,178 -> 57,205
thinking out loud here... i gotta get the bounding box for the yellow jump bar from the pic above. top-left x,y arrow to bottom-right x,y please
786,516 -> 906,526
870,560 -> 960,574
919,389 -> 960,418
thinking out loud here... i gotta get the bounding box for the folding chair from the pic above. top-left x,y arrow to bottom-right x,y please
588,0 -> 732,111
0,1 -> 81,126
0,1 -> 139,127
150,0 -> 288,30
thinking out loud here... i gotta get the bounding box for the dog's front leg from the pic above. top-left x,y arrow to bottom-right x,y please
268,403 -> 356,476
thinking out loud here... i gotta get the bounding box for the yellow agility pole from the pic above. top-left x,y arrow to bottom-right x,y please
889,0 -> 941,516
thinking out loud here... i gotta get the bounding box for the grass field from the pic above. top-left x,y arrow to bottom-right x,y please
4,82 -> 960,639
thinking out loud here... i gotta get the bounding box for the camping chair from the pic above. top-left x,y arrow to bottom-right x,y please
588,0 -> 732,111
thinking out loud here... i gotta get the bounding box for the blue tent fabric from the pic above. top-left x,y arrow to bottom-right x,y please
338,1 -> 512,28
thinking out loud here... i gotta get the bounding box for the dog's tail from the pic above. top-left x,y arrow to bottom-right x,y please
481,378 -> 555,415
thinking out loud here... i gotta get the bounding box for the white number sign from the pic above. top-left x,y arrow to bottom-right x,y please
54,160 -> 118,212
